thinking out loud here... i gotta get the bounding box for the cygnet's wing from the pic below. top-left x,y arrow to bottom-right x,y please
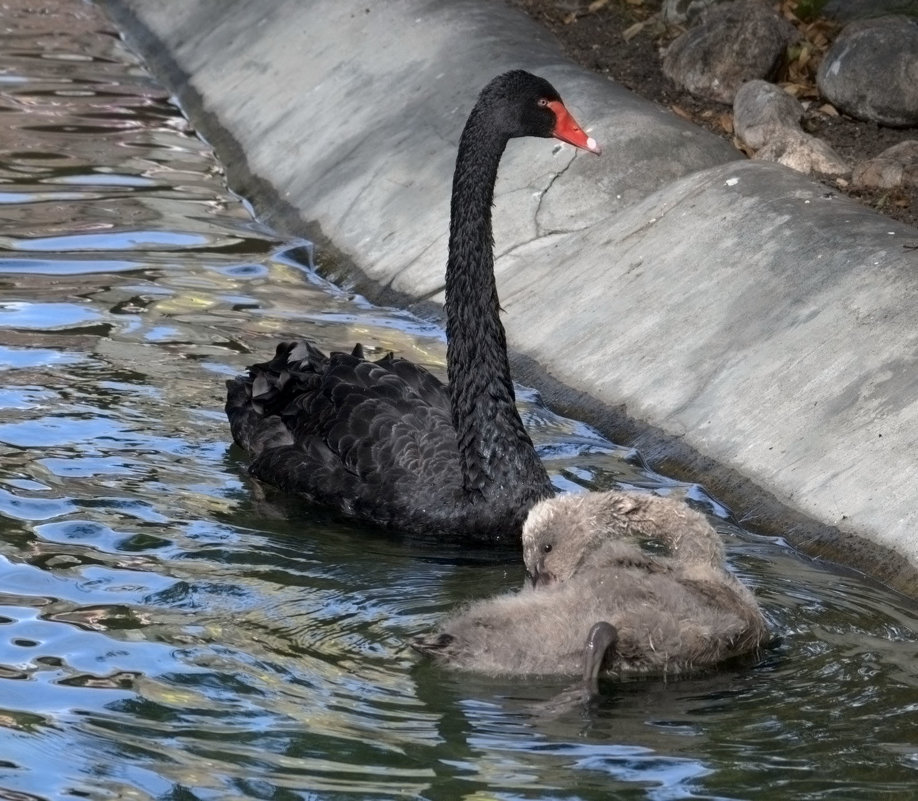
581,538 -> 674,574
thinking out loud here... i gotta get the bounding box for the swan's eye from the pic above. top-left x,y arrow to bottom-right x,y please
537,98 -> 549,108
542,543 -> 552,554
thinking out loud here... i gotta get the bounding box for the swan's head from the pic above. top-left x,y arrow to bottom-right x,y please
479,70 -> 601,155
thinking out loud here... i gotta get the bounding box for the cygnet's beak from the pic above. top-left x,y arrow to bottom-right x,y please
548,100 -> 601,155
528,564 -> 555,589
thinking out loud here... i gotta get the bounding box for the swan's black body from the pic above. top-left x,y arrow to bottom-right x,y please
226,71 -> 596,543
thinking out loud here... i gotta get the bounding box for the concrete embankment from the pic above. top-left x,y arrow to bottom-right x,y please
100,0 -> 918,596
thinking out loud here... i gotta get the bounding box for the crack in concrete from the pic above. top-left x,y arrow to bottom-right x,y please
415,282 -> 447,303
493,154 -> 579,261
391,231 -> 448,290
334,157 -> 394,238
534,154 -> 575,238
495,228 -> 574,263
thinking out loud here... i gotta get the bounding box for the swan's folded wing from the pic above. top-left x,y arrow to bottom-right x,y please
377,352 -> 451,410
232,340 -> 466,524
226,339 -> 328,453
285,350 -> 459,479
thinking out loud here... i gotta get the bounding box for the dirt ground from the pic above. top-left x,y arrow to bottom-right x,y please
507,0 -> 918,228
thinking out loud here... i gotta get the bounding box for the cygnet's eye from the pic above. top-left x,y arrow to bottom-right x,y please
542,543 -> 552,554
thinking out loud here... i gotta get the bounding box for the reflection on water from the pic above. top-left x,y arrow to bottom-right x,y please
0,0 -> 915,799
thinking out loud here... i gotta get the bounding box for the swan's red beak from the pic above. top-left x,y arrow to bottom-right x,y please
548,100 -> 601,155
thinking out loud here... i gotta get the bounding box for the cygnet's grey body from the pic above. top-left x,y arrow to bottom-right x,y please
413,491 -> 768,679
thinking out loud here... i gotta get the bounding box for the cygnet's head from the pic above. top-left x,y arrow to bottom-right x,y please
522,492 -> 611,587
522,490 -> 686,588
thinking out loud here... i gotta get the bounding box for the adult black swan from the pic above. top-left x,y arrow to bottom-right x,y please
226,70 -> 600,544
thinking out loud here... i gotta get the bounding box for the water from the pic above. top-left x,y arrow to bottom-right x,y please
0,1 -> 915,799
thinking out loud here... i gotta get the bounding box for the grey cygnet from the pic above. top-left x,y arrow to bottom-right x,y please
413,490 -> 768,685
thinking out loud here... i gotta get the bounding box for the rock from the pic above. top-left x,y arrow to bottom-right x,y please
822,0 -> 918,23
734,80 -> 849,177
662,0 -> 798,104
733,80 -> 803,149
852,141 -> 918,189
755,132 -> 850,176
661,0 -> 726,26
816,16 -> 918,127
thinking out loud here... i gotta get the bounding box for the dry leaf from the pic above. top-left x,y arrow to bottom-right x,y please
733,136 -> 755,157
670,105 -> 692,120
622,21 -> 645,41
779,78 -> 819,99
719,113 -> 734,134
818,103 -> 839,116
588,0 -> 611,12
779,0 -> 800,22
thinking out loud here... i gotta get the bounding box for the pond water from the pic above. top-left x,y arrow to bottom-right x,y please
0,2 -> 916,799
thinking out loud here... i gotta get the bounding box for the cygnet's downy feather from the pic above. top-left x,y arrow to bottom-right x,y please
413,490 -> 768,679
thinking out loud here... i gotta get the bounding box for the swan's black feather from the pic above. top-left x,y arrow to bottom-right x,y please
227,338 -> 539,541
227,334 -> 550,541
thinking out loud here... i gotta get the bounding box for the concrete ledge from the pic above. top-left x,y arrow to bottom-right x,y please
100,0 -> 918,596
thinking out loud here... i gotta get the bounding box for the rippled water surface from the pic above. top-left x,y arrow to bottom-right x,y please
0,2 -> 916,799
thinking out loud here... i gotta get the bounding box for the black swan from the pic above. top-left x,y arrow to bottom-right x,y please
226,71 -> 600,543
412,490 -> 769,681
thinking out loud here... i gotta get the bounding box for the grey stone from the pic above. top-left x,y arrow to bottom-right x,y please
663,0 -> 798,103
754,131 -> 849,176
852,140 -> 918,189
734,80 -> 849,176
823,0 -> 918,22
816,16 -> 918,127
661,0 -> 725,26
733,79 -> 803,149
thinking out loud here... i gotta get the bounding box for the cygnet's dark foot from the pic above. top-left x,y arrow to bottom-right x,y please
582,621 -> 618,695
410,632 -> 455,656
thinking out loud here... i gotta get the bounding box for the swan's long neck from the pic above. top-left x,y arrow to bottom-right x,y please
445,107 -> 551,501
